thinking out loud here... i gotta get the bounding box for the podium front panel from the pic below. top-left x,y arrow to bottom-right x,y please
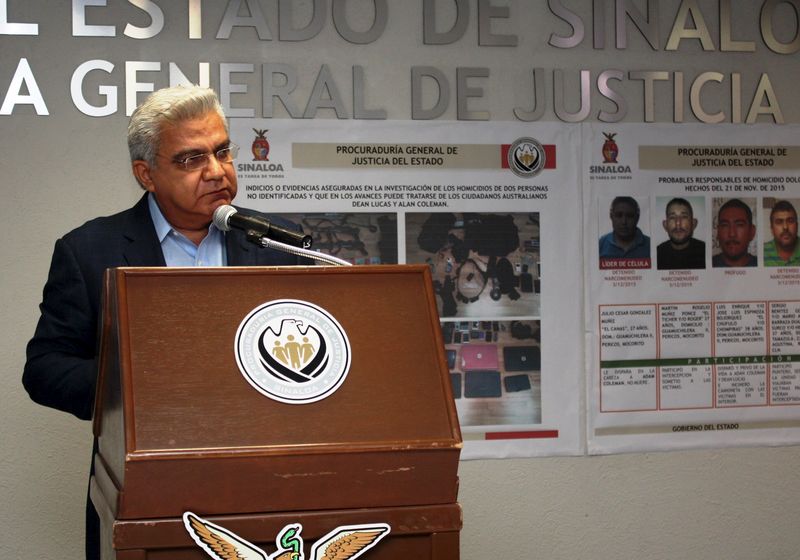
94,265 -> 461,519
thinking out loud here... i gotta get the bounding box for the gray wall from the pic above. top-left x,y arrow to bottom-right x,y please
2,1 -> 800,558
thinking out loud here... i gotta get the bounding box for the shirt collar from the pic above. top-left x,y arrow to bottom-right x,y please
147,192 -> 174,243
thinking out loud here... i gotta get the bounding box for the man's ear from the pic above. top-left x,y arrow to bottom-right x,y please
692,218 -> 698,230
132,160 -> 156,192
662,219 -> 669,233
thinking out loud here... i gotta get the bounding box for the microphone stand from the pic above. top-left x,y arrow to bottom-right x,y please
245,230 -> 352,267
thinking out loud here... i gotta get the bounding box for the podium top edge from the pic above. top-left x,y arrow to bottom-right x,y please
109,264 -> 428,276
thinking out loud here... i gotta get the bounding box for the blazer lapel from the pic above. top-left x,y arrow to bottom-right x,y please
121,194 -> 167,267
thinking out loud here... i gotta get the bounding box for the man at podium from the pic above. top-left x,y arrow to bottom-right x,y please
22,85 -> 306,560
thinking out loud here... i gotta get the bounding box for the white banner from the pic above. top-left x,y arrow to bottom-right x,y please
230,120 -> 584,458
584,123 -> 800,454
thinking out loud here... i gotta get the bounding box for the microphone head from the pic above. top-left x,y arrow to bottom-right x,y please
212,204 -> 237,232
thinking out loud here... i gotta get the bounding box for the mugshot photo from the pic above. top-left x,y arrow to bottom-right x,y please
598,195 -> 651,269
762,198 -> 800,267
711,197 -> 758,268
655,196 -> 707,270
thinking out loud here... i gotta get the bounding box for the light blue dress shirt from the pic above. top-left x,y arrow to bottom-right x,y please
147,193 -> 226,266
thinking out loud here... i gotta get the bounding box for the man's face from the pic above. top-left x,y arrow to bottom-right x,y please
771,209 -> 798,252
610,201 -> 639,243
133,111 -> 237,232
663,202 -> 697,248
717,206 -> 755,261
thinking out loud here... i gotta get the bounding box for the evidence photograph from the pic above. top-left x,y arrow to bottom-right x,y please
405,212 -> 541,319
276,212 -> 397,264
443,319 -> 542,427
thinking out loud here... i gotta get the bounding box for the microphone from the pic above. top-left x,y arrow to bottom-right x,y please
213,205 -> 312,249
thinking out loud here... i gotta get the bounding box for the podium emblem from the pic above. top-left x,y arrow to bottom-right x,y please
235,299 -> 351,404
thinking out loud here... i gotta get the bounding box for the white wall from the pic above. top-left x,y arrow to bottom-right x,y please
2,1 -> 800,558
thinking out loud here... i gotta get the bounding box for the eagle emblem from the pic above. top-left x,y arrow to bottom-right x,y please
184,512 -> 390,560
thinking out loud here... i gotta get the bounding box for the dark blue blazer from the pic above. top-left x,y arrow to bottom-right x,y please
23,194 -> 306,420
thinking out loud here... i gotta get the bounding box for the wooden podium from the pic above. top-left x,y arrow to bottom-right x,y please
90,265 -> 462,559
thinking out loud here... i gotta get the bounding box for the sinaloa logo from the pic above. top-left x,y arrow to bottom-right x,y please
235,299 -> 351,404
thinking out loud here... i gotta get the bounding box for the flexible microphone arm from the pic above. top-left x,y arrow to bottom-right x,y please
247,231 -> 353,267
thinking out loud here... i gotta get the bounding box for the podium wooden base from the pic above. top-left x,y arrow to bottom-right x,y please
92,477 -> 461,560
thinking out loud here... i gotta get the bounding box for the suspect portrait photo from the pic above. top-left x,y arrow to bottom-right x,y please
598,196 -> 651,269
763,199 -> 800,267
656,197 -> 706,270
712,198 -> 757,268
